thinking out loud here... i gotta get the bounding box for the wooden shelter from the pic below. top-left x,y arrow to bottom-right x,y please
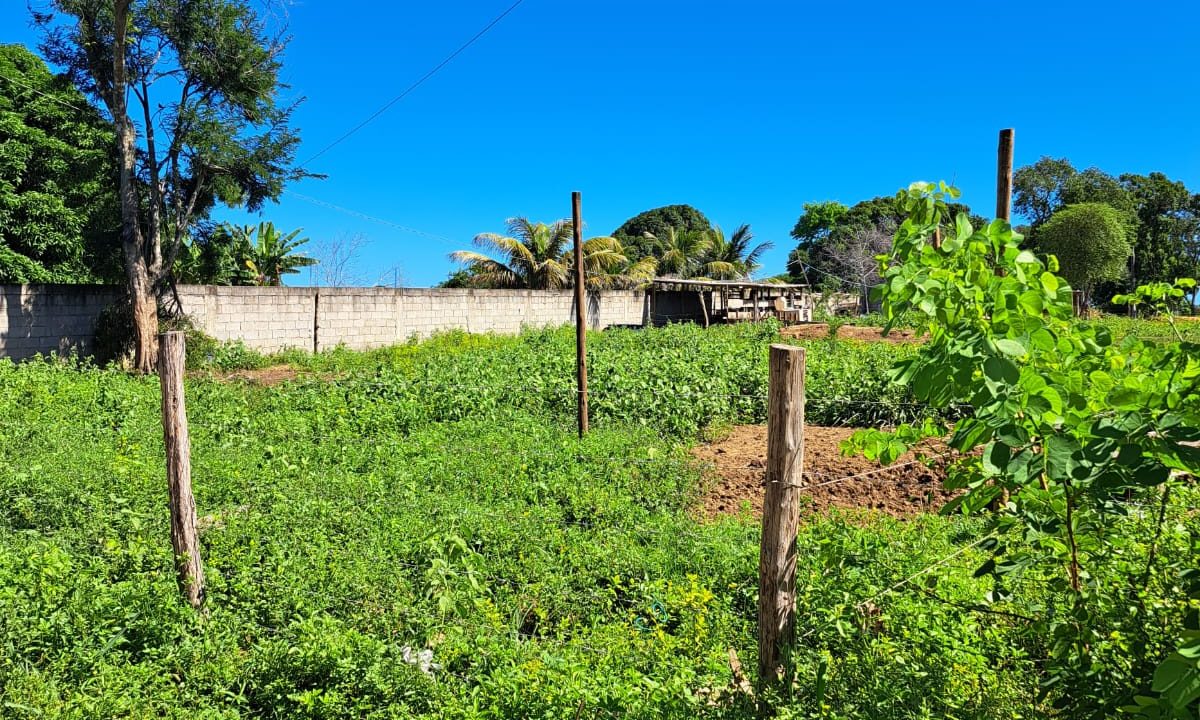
648,278 -> 812,327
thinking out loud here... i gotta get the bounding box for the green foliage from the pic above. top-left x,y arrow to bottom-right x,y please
239,222 -> 316,286
790,201 -> 849,247
702,224 -> 773,280
1121,172 -> 1200,296
787,195 -> 983,289
613,204 -> 713,262
174,222 -> 255,285
846,180 -> 1200,718
93,297 -> 268,369
1013,156 -> 1078,227
0,44 -> 120,283
653,226 -> 714,279
449,217 -> 652,289
1038,202 -> 1132,299
0,325 -> 1054,718
1013,157 -> 1200,305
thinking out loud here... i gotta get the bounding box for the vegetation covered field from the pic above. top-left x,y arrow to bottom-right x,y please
1,321 -> 1195,718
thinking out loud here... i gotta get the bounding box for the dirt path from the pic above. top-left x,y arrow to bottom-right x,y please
781,324 -> 921,344
693,425 -> 958,518
193,365 -> 302,385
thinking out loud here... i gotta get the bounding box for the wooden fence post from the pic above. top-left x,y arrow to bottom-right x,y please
572,191 -> 589,438
759,344 -> 805,690
996,128 -> 1014,221
158,331 -> 205,608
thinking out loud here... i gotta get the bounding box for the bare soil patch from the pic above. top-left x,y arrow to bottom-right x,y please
781,323 -> 921,344
693,424 -> 957,519
199,365 -> 301,386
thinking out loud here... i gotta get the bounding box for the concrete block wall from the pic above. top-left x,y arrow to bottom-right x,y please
317,288 -> 400,350
0,285 -> 122,360
0,284 -> 651,359
171,286 -> 648,353
177,286 -> 315,354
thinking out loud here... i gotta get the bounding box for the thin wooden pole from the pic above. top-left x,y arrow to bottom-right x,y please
996,128 -> 1014,221
698,291 -> 710,328
572,191 -> 588,438
993,129 -> 1016,511
158,331 -> 205,609
759,344 -> 805,691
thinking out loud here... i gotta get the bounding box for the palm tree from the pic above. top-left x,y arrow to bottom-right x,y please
451,218 -> 573,289
241,222 -> 317,286
451,218 -> 654,289
652,227 -> 713,279
566,235 -> 658,289
703,224 -> 774,279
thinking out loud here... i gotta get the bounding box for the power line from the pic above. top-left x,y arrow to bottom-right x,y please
802,262 -> 858,288
299,0 -> 527,168
0,71 -> 88,112
286,191 -> 461,247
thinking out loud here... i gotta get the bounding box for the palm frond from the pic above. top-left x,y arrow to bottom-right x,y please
702,260 -> 741,280
449,251 -> 524,288
742,240 -> 774,270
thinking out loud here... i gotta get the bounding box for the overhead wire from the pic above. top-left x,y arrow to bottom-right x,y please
298,0 -> 527,169
285,191 -> 462,247
283,1 -> 531,247
0,70 -> 88,112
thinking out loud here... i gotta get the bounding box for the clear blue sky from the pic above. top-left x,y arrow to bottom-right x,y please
5,1 -> 1200,286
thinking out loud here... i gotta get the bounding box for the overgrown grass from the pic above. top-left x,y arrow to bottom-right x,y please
1,322 -> 1187,717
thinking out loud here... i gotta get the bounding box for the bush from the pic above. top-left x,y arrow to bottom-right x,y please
92,297 -> 268,371
1038,202 -> 1132,302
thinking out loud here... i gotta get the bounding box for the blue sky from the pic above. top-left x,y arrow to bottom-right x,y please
5,1 -> 1200,286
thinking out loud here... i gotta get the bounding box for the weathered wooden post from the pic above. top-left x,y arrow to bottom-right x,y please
158,331 -> 205,608
572,191 -> 589,438
759,344 -> 805,691
996,128 -> 1014,221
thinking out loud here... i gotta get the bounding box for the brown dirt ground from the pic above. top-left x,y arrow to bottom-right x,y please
196,365 -> 301,386
692,425 -> 958,519
781,323 -> 921,344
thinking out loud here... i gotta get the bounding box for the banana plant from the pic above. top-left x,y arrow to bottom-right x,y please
240,222 -> 317,286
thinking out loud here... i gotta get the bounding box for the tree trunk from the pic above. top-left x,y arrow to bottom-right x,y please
129,265 -> 159,369
112,0 -> 157,372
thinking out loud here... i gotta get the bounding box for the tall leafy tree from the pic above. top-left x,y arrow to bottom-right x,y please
787,195 -> 981,287
1121,172 -> 1200,292
35,0 -> 308,371
612,204 -> 712,262
0,44 -> 119,282
1011,158 -> 1199,303
786,200 -> 848,283
1013,156 -> 1077,227
1061,167 -> 1137,217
